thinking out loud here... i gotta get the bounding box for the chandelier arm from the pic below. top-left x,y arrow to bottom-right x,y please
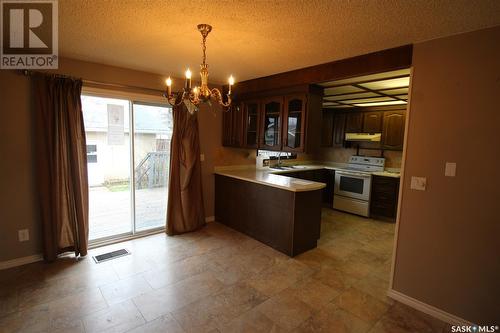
210,88 -> 231,108
163,92 -> 185,107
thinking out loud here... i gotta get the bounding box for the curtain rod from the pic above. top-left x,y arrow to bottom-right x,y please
20,69 -> 166,94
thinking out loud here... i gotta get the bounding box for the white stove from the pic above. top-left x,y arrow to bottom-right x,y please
333,156 -> 385,217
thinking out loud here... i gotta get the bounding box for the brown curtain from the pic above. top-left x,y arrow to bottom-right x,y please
166,103 -> 206,235
33,74 -> 89,262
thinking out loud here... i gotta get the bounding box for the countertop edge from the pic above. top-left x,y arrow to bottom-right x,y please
215,171 -> 326,192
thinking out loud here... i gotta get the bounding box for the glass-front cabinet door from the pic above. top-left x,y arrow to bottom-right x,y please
243,100 -> 260,148
283,94 -> 306,152
260,97 -> 283,150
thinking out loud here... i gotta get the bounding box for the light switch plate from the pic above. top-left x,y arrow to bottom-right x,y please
410,177 -> 427,191
200,154 -> 205,162
445,162 -> 456,177
18,229 -> 29,242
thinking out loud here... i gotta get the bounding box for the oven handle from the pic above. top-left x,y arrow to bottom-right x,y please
336,171 -> 372,178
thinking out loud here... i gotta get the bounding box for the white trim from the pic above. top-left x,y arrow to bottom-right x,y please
205,216 -> 215,222
0,254 -> 43,270
88,228 -> 165,249
387,289 -> 474,326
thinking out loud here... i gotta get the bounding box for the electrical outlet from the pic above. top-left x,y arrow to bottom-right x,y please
410,177 -> 427,191
18,229 -> 29,242
445,162 -> 456,177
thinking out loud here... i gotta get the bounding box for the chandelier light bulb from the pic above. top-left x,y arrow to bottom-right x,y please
166,77 -> 172,86
228,75 -> 235,86
185,69 -> 192,79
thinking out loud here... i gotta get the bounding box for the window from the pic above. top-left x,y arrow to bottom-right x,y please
86,144 -> 97,163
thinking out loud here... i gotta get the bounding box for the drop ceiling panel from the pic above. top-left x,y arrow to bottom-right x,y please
319,68 -> 411,87
359,77 -> 410,90
323,85 -> 364,95
382,87 -> 409,95
353,100 -> 407,107
344,96 -> 395,104
324,92 -> 378,101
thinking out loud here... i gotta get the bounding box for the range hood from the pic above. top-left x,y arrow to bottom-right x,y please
345,132 -> 382,142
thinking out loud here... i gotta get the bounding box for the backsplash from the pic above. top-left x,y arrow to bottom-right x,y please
214,146 -> 401,169
316,147 -> 402,169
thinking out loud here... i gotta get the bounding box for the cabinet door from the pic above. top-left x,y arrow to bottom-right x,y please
243,100 -> 260,148
231,103 -> 244,147
283,94 -> 307,152
333,113 -> 346,147
321,109 -> 334,147
382,111 -> 406,150
222,107 -> 233,146
363,111 -> 382,133
260,97 -> 283,151
370,175 -> 400,221
345,112 -> 363,132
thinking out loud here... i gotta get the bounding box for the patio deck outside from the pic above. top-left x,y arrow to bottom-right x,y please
89,186 -> 167,240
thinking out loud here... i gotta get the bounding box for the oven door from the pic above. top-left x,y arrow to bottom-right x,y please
334,171 -> 371,201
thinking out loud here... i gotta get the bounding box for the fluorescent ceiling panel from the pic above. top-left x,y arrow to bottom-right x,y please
345,97 -> 394,104
395,95 -> 408,99
324,92 -> 378,101
353,100 -> 407,107
318,68 -> 411,87
383,87 -> 409,95
360,77 -> 410,90
324,85 -> 364,95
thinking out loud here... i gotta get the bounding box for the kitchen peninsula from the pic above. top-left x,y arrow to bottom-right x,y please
214,168 -> 326,256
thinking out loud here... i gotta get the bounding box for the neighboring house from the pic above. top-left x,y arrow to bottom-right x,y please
82,98 -> 173,187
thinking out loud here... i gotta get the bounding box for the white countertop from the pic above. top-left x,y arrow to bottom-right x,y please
215,168 -> 327,192
214,162 -> 400,192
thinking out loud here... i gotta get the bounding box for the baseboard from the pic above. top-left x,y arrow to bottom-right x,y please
205,216 -> 215,222
387,288 -> 473,326
0,254 -> 43,270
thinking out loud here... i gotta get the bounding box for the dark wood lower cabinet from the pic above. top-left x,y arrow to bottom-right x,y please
285,169 -> 335,207
215,174 -> 322,256
370,175 -> 400,222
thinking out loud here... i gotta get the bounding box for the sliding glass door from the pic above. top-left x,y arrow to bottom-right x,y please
133,102 -> 172,232
82,95 -> 172,242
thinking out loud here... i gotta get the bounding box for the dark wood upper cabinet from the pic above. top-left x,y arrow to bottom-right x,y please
282,94 -> 307,152
223,85 -> 322,152
259,97 -> 283,151
333,112 -> 346,147
345,112 -> 363,132
222,103 -> 244,147
321,109 -> 334,147
363,111 -> 383,133
382,111 -> 406,150
242,100 -> 260,148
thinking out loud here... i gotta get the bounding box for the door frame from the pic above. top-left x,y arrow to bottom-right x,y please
82,86 -> 171,245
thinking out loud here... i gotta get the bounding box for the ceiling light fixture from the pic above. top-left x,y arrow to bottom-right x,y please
164,24 -> 234,113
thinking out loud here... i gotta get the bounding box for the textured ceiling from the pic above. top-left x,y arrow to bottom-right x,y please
59,0 -> 500,83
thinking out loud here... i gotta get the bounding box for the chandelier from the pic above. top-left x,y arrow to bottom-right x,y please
164,24 -> 235,113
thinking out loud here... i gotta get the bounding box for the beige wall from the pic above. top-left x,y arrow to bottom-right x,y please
0,70 -> 41,262
393,26 -> 500,323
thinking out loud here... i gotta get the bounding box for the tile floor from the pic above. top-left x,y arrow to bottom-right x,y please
0,209 -> 448,333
